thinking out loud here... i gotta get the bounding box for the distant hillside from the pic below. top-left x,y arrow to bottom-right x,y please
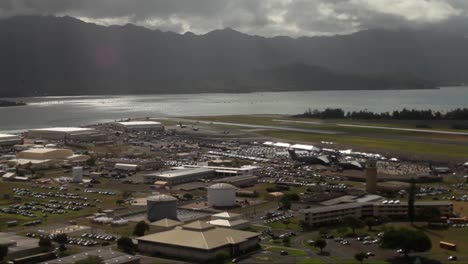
242,63 -> 433,91
0,15 -> 464,97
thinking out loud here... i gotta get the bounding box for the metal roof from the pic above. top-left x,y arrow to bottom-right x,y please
137,222 -> 259,250
208,183 -> 236,190
147,194 -> 177,202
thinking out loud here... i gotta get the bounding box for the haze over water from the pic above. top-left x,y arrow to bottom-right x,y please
1,87 -> 467,133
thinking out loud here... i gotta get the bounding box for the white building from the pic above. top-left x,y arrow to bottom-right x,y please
113,121 -> 164,132
25,127 -> 104,142
115,163 -> 139,171
0,134 -> 22,146
207,212 -> 250,230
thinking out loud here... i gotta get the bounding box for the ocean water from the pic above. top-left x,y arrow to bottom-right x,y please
1,86 -> 467,132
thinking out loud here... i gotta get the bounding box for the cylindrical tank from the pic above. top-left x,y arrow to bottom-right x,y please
207,183 -> 237,207
366,159 -> 378,193
72,167 -> 83,183
146,194 -> 178,222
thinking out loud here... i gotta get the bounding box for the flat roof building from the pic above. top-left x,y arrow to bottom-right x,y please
113,121 -> 164,132
300,201 -> 453,226
212,175 -> 258,188
143,168 -> 215,185
137,221 -> 260,261
0,232 -> 43,261
0,134 -> 22,146
26,127 -> 104,142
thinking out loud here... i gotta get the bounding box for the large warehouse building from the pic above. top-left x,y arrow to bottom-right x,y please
0,134 -> 22,146
113,121 -> 164,132
9,148 -> 90,168
143,168 -> 215,185
25,127 -> 104,142
137,221 -> 260,261
300,201 -> 453,226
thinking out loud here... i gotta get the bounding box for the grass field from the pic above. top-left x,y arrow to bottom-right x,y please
267,216 -> 303,232
297,258 -> 324,264
181,115 -> 468,160
260,130 -> 468,160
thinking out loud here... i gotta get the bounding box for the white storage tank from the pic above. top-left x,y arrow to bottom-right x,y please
72,167 -> 83,183
146,194 -> 178,222
207,183 -> 237,207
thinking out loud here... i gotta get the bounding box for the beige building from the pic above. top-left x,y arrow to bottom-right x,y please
9,148 -> 89,168
149,218 -> 183,232
300,202 -> 453,226
266,192 -> 284,201
207,212 -> 250,230
137,221 -> 260,261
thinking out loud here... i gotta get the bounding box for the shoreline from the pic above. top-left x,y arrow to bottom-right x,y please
1,86 -> 448,99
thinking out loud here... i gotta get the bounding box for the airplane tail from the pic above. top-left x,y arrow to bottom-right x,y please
288,149 -> 298,160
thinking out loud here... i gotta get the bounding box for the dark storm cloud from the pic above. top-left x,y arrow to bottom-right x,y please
0,0 -> 467,36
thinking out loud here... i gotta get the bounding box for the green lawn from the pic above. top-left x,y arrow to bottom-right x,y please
263,245 -> 308,256
297,258 -> 324,264
260,130 -> 468,159
267,216 -> 303,232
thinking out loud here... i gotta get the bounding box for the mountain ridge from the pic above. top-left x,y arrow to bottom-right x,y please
0,15 -> 465,97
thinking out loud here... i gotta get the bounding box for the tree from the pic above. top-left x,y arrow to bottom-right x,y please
39,236 -> 52,249
0,244 -> 8,262
55,233 -> 68,251
315,239 -> 327,254
408,178 -> 416,224
133,221 -> 150,237
343,216 -> 365,236
121,191 -> 133,206
117,237 -> 135,253
381,228 -> 432,258
419,207 -> 441,225
364,217 -> 378,231
183,193 -> 193,200
318,227 -> 329,237
74,256 -> 104,264
354,252 -> 368,264
279,196 -> 292,210
115,199 -> 125,206
86,157 -> 96,166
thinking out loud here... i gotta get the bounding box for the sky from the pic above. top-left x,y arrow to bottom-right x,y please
1,0 -> 468,37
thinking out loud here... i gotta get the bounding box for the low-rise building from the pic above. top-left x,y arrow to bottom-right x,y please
300,201 -> 453,226
0,232 -> 43,261
207,212 -> 250,230
212,175 -> 258,188
25,127 -> 104,142
150,218 -> 183,232
184,165 -> 259,177
0,134 -> 22,146
113,121 -> 164,132
137,221 -> 260,261
143,168 -> 215,185
265,192 -> 284,201
9,148 -> 89,168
